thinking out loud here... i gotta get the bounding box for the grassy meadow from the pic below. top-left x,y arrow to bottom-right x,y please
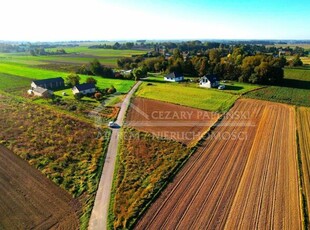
136,81 -> 239,112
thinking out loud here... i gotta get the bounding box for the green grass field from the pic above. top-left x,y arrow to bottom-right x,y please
46,46 -> 147,57
0,62 -> 135,93
0,47 -> 148,68
144,74 -> 261,95
0,73 -> 31,92
136,82 -> 239,112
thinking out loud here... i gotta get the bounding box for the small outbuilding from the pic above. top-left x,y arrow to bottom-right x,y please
164,72 -> 184,82
32,87 -> 53,97
199,74 -> 220,88
72,83 -> 96,95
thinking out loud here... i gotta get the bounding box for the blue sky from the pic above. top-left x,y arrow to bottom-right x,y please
0,0 -> 309,41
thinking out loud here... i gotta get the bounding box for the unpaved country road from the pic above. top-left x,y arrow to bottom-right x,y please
89,81 -> 142,230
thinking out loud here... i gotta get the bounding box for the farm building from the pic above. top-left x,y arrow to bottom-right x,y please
29,87 -> 53,97
72,83 -> 96,95
31,77 -> 64,90
199,74 -> 220,88
164,72 -> 184,82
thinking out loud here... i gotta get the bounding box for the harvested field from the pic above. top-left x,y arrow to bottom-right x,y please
135,99 -> 302,229
297,107 -> 310,217
0,145 -> 79,229
126,97 -> 220,146
225,102 -> 301,229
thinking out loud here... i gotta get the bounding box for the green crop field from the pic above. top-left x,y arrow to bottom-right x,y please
245,86 -> 310,107
136,82 -> 239,112
245,67 -> 310,107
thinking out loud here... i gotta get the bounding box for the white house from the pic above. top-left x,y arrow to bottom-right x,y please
199,75 -> 220,88
164,72 -> 184,82
72,83 -> 96,95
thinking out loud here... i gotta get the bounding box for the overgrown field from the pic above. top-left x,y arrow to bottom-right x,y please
297,107 -> 310,221
0,95 -> 110,229
126,97 -> 220,146
245,68 -> 310,107
136,82 -> 239,112
110,128 -> 191,229
136,99 -> 302,229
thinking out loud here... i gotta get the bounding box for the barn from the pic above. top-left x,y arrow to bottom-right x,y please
31,77 -> 64,90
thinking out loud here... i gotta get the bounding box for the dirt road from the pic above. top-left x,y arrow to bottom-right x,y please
89,81 -> 142,230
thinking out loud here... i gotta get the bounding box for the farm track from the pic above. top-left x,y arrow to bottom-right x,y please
135,99 -> 303,229
0,145 -> 79,230
297,107 -> 310,218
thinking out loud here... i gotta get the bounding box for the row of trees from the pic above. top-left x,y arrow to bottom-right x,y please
30,48 -> 66,56
77,59 -> 114,78
65,73 -> 97,87
89,42 -> 135,50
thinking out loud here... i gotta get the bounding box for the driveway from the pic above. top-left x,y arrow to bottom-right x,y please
88,81 -> 142,230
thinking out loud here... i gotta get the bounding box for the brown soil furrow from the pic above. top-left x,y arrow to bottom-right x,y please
135,99 -> 266,229
0,145 -> 79,230
151,132 -> 232,229
171,128 -> 239,229
139,135 -> 215,229
135,99 -> 302,229
197,124 -> 259,229
225,104 -> 302,229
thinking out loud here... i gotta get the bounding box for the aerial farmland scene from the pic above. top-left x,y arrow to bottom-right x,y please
0,0 -> 309,230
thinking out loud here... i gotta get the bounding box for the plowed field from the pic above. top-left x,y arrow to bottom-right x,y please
0,145 -> 79,230
135,99 -> 302,229
126,97 -> 220,146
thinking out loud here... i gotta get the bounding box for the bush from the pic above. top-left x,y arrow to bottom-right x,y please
74,93 -> 84,100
